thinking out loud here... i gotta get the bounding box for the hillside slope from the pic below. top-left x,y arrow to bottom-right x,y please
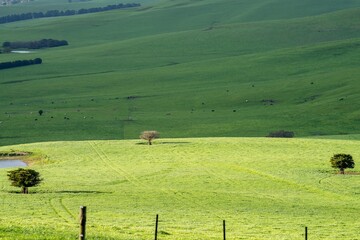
0,0 -> 360,145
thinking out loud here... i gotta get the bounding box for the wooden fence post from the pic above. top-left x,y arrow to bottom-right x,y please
223,220 -> 226,240
154,214 -> 159,240
79,206 -> 87,240
305,226 -> 308,240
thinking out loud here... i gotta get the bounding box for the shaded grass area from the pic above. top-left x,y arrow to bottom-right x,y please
0,137 -> 359,239
0,1 -> 360,145
0,37 -> 360,145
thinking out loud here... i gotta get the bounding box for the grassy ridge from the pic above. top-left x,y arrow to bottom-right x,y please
0,137 -> 360,239
1,1 -> 360,145
0,0 -> 157,16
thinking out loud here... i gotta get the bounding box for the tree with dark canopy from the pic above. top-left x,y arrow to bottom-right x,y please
7,168 -> 43,194
330,153 -> 355,174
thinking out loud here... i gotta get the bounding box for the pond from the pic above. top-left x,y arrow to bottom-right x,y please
0,160 -> 27,168
11,50 -> 35,54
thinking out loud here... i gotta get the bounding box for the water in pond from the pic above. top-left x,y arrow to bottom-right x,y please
11,50 -> 34,54
0,160 -> 27,168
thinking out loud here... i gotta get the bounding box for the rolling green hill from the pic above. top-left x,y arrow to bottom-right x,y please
1,2 -> 360,239
1,138 -> 360,239
1,0 -> 360,145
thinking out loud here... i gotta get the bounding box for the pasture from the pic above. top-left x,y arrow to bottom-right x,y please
0,137 -> 359,239
1,1 -> 360,238
1,0 -> 360,145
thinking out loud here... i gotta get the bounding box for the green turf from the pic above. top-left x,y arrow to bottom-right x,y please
1,0 -> 360,146
0,137 -> 359,239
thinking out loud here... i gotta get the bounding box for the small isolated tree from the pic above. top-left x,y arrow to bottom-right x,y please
7,168 -> 43,194
330,153 -> 355,174
140,130 -> 159,145
38,110 -> 43,116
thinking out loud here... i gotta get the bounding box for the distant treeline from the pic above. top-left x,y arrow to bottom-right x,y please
0,3 -> 141,24
0,58 -> 42,70
3,39 -> 68,49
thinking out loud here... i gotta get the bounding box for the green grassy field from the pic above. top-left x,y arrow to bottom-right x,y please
0,137 -> 360,239
1,1 -> 360,239
1,0 -> 360,145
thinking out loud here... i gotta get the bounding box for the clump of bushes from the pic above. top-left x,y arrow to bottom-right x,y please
267,130 -> 294,138
3,39 -> 68,50
0,3 -> 141,24
0,58 -> 42,70
0,150 -> 31,157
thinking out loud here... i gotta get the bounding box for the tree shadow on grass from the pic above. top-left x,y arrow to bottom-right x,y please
5,190 -> 29,194
3,190 -> 112,194
55,190 -> 112,194
136,141 -> 191,145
